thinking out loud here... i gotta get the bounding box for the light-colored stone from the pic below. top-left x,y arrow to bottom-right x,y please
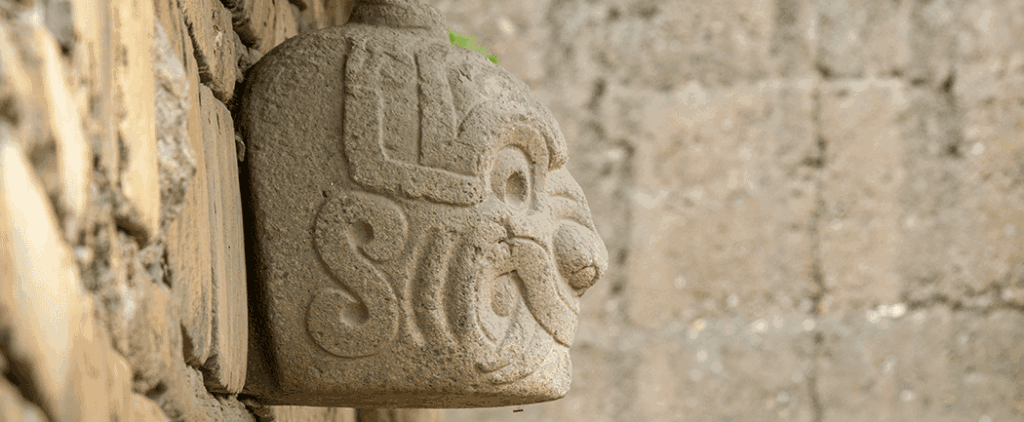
239,0 -> 606,407
0,139 -> 87,422
30,24 -> 94,240
113,0 -> 160,244
357,409 -> 438,422
63,298 -> 110,422
897,84 -> 1024,308
269,0 -> 299,51
271,406 -> 357,422
225,0 -> 275,52
626,79 -> 818,327
134,393 -> 171,422
0,376 -> 50,422
819,79 -> 908,310
154,19 -> 197,228
815,0 -> 910,78
323,0 -> 356,26
182,0 -> 237,101
108,350 -> 133,422
817,308 -> 1024,422
166,13 -> 214,366
199,85 -> 248,394
125,276 -> 176,394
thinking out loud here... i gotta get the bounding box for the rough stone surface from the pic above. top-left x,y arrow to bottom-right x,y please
817,307 -> 1024,422
239,0 -> 607,407
182,0 -> 238,102
0,140 -> 87,422
199,85 -> 248,394
4,0 -> 1024,420
113,0 -> 160,244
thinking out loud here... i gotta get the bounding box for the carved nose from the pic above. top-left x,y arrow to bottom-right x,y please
553,222 -> 608,296
505,208 -> 551,250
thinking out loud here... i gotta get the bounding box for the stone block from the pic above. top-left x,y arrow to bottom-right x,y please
357,409 -> 438,422
897,84 -> 1024,307
0,377 -> 49,422
270,406 -> 357,422
0,141 -> 87,422
154,0 -> 189,63
108,350 -> 133,422
269,0 -> 299,51
626,80 -> 818,328
167,16 -> 214,367
815,0 -> 910,78
239,0 -> 607,406
30,24 -> 94,240
198,85 -> 248,394
816,307 -> 1024,421
125,277 -> 176,394
819,79 -> 908,310
295,0 -> 327,33
64,299 -> 110,422
323,0 -> 355,26
113,0 -> 160,244
182,0 -> 237,102
154,19 -> 198,228
224,0 -> 275,52
134,394 -> 171,422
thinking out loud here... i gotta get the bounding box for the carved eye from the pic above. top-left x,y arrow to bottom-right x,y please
490,147 -> 532,208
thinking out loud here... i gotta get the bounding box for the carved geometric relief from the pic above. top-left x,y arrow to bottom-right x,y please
239,0 -> 608,407
310,191 -> 407,357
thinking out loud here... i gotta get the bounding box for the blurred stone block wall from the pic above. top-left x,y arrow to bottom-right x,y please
1,0 -> 1021,421
430,0 -> 1024,421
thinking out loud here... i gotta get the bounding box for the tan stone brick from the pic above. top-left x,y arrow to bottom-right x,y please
125,278 -> 177,394
113,0 -> 160,244
226,0 -> 275,52
815,0 -> 911,78
817,308 -> 1024,421
625,80 -> 818,327
269,0 -> 299,52
108,350 -> 132,422
819,79 -> 909,310
323,0 -> 355,26
271,406 -> 357,422
0,140 -> 87,422
28,25 -> 94,240
199,86 -> 247,394
182,0 -> 237,102
0,377 -> 50,422
898,84 -> 1024,307
64,299 -> 110,422
154,0 -> 189,63
168,20 -> 214,367
134,393 -> 171,422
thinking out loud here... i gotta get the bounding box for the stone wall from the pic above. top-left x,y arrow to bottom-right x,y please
430,0 -> 1024,421
0,0 -> 406,420
0,0 -> 1021,422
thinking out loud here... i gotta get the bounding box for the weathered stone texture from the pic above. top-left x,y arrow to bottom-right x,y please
182,0 -> 238,101
198,85 -> 248,394
626,80 -> 819,326
819,79 -> 907,311
239,1 -> 607,406
817,307 -> 1024,422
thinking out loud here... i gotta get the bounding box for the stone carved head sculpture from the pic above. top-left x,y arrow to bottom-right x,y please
239,0 -> 607,407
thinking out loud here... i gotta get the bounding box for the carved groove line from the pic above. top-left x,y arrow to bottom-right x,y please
309,191 -> 407,358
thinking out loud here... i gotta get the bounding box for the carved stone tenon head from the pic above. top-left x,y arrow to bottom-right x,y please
239,0 -> 608,408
